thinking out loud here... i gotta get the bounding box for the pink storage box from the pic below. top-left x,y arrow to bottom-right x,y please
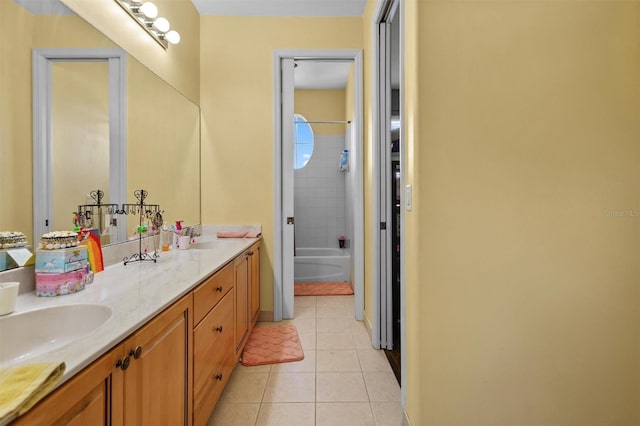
35,267 -> 92,297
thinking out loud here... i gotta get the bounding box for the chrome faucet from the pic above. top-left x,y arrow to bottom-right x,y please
183,225 -> 202,239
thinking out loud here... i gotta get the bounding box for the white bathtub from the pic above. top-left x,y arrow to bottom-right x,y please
294,248 -> 350,283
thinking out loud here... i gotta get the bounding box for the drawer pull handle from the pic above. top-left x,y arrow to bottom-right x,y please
215,326 -> 223,333
248,251 -> 254,256
129,346 -> 143,360
116,356 -> 130,371
134,346 -> 143,359
215,374 -> 223,381
216,286 -> 223,292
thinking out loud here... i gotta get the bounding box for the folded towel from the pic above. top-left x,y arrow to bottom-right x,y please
216,231 -> 248,238
245,231 -> 262,238
0,362 -> 66,420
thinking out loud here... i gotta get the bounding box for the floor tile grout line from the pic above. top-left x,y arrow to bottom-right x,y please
255,365 -> 271,426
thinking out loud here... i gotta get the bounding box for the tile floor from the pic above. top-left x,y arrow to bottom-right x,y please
207,295 -> 402,426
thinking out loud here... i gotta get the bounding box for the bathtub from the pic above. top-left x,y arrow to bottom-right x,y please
294,248 -> 350,283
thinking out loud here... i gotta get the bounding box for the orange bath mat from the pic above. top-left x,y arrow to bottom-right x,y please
294,282 -> 354,296
241,325 -> 304,367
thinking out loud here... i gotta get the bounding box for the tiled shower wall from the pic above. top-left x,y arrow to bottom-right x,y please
294,134 -> 346,249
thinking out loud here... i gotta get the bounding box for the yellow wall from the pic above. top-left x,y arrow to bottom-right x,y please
127,57 -> 200,232
51,62 -> 110,231
404,1 -> 640,424
345,63 -> 355,126
0,1 -> 35,241
60,0 -> 200,104
294,89 -> 346,135
200,16 -> 363,314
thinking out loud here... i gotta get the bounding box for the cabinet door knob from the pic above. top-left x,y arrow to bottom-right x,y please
248,251 -> 254,256
215,374 -> 223,381
117,356 -> 130,371
216,286 -> 223,292
129,346 -> 143,360
215,325 -> 223,333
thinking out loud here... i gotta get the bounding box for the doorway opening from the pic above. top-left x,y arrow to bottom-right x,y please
273,50 -> 364,323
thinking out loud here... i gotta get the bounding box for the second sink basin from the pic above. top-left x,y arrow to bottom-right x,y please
0,304 -> 112,365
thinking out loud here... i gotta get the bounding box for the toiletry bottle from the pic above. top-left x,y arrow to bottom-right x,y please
339,149 -> 349,172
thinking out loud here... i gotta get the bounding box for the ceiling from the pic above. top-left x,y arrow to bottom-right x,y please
295,61 -> 352,89
190,0 -> 367,17
12,0 -> 73,15
15,0 -> 367,17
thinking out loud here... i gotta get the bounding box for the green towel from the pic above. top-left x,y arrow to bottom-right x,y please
0,362 -> 66,421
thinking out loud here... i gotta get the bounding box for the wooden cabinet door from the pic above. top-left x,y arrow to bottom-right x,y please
249,242 -> 261,326
11,345 -> 125,426
192,289 -> 235,426
234,251 -> 249,355
122,295 -> 192,426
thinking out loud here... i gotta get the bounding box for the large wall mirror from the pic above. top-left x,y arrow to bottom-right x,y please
0,0 -> 200,258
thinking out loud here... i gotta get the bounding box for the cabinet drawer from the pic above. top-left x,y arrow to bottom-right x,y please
193,261 -> 234,325
193,347 -> 236,426
193,288 -> 235,405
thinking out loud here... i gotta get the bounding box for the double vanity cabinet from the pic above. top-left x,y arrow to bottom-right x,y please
11,241 -> 261,426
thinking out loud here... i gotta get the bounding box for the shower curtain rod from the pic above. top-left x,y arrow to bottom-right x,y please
294,120 -> 351,124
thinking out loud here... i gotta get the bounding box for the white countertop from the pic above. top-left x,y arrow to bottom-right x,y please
1,233 -> 259,422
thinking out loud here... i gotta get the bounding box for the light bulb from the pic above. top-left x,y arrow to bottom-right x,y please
165,30 -> 180,45
139,2 -> 158,19
153,17 -> 170,33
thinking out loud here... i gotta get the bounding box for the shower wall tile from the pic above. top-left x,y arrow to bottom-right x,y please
294,134 -> 347,249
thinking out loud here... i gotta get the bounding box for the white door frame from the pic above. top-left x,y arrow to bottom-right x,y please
280,58 -> 296,320
273,49 -> 364,322
32,48 -> 127,243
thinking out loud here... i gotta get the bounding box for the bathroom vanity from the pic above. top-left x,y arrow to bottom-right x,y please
6,236 -> 261,426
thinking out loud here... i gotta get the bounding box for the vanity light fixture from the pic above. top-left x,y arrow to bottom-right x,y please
114,0 -> 181,50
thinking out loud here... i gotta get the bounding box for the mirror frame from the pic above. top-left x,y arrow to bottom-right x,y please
32,48 -> 127,244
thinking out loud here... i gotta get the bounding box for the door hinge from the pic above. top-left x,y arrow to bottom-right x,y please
45,219 -> 49,227
287,217 -> 295,225
380,222 -> 386,230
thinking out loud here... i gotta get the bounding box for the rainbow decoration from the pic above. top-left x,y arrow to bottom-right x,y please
82,234 -> 104,273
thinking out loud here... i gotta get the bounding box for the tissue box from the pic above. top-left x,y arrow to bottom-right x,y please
35,267 -> 91,297
35,247 -> 87,273
0,250 -> 18,271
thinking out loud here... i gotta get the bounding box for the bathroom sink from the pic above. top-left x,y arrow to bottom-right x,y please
0,304 -> 112,365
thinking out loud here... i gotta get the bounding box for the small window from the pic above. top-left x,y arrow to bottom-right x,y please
294,114 -> 314,170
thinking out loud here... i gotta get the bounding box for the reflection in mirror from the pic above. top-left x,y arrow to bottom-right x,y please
0,0 -> 200,265
33,49 -> 126,247
127,58 -> 201,232
51,61 -> 113,244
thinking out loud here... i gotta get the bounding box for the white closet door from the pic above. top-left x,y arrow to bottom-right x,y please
379,21 -> 394,349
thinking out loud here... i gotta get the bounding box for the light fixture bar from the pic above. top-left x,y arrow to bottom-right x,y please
114,0 -> 178,49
